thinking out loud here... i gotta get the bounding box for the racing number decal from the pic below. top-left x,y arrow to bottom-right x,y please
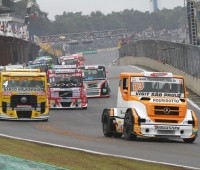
133,82 -> 144,91
3,81 -> 8,87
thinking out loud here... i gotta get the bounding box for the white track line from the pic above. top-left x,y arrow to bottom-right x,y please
0,134 -> 199,170
109,58 -> 119,67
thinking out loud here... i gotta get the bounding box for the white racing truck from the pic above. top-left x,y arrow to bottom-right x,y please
79,65 -> 110,97
101,72 -> 198,143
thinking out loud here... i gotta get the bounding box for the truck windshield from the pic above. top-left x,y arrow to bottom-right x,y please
49,75 -> 83,87
2,79 -> 45,92
27,63 -> 49,72
130,77 -> 184,98
63,59 -> 77,65
82,69 -> 106,80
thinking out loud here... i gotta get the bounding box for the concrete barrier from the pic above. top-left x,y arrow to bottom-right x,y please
118,56 -> 200,96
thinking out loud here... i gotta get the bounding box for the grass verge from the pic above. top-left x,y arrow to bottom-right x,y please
0,136 -> 188,170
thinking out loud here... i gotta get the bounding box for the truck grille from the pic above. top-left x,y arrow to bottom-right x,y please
60,102 -> 72,107
59,91 -> 72,97
154,106 -> 179,115
17,111 -> 32,118
11,95 -> 37,108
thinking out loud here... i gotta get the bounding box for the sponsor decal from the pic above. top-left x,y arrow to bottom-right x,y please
17,105 -> 31,107
60,91 -> 72,97
155,125 -> 180,131
49,83 -> 82,87
134,92 -> 181,98
50,100 -> 55,104
16,93 -> 32,95
150,72 -> 168,77
4,87 -> 44,92
15,105 -> 33,111
36,92 -> 46,96
60,99 -> 72,102
151,98 -> 180,103
2,92 -> 12,96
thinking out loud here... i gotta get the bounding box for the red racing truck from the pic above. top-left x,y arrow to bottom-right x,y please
47,65 -> 88,109
58,53 -> 85,67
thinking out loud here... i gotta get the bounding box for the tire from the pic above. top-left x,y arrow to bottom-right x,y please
82,107 -> 87,110
123,110 -> 137,140
114,133 -> 122,138
183,137 -> 196,143
102,109 -> 114,137
42,119 -> 48,122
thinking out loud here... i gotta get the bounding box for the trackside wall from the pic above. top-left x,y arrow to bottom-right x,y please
118,39 -> 200,96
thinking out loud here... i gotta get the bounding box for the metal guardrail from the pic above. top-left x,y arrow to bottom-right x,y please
119,40 -> 200,78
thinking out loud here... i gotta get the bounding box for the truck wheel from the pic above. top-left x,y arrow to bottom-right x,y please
114,133 -> 122,138
102,109 -> 113,137
82,107 -> 87,110
183,138 -> 196,143
42,119 -> 48,122
123,111 -> 137,140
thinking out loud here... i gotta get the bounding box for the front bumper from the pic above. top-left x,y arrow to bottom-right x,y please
136,124 -> 197,139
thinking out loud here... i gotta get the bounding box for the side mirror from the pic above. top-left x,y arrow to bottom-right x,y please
123,89 -> 128,95
186,91 -> 189,97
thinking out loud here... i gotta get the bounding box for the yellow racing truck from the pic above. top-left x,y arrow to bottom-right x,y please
0,68 -> 49,121
101,72 -> 198,143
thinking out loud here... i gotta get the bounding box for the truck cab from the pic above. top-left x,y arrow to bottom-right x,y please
58,53 -> 85,67
0,68 -> 49,121
47,65 -> 88,109
101,72 -> 198,143
79,65 -> 110,98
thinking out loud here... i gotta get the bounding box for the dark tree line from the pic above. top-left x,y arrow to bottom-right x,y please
14,2 -> 186,36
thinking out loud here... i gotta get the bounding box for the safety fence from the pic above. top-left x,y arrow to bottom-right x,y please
119,40 -> 200,78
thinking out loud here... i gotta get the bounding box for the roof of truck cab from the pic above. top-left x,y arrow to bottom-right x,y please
1,71 -> 46,77
120,72 -> 184,79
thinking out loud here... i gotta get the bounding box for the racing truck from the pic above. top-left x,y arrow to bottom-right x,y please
27,56 -> 53,72
101,72 -> 198,143
58,53 -> 85,67
79,65 -> 110,98
47,65 -> 88,109
0,68 -> 49,121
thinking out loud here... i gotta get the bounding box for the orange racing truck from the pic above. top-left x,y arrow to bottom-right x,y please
0,69 -> 49,121
47,65 -> 88,109
101,72 -> 198,143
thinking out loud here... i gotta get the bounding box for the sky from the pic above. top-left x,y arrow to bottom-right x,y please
36,0 -> 185,20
